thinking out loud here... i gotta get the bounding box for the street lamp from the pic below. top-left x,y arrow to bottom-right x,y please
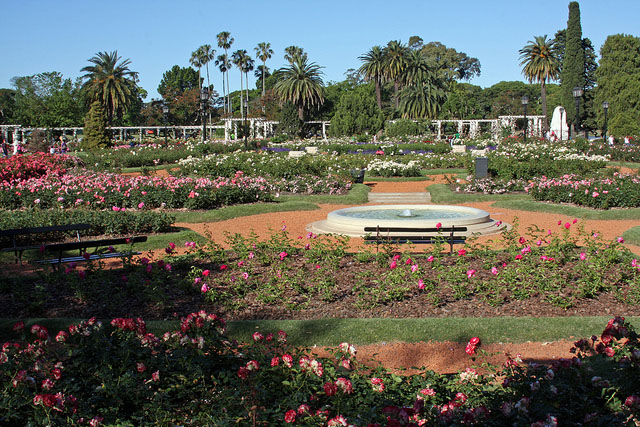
200,87 -> 209,143
602,101 -> 609,142
243,102 -> 248,150
521,95 -> 529,143
572,87 -> 583,139
559,107 -> 565,141
162,104 -> 169,147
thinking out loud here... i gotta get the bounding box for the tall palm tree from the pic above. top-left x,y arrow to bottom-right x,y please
273,55 -> 324,121
80,51 -> 139,123
242,55 -> 255,116
254,42 -> 274,112
284,46 -> 307,64
358,45 -> 386,110
217,31 -> 234,115
519,35 -> 560,131
384,40 -> 408,110
231,49 -> 247,118
215,54 -> 231,114
198,44 -> 216,93
189,47 -> 204,91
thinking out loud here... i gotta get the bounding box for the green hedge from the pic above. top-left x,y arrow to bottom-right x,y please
0,209 -> 175,244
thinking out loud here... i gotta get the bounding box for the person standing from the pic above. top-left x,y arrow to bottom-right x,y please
1,139 -> 8,157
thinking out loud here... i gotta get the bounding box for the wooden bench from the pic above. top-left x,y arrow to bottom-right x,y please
0,223 -> 92,264
33,236 -> 147,268
363,225 -> 467,253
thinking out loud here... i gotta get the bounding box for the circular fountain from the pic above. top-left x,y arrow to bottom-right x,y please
307,205 -> 505,237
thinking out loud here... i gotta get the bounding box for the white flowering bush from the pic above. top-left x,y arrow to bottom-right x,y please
366,159 -> 422,177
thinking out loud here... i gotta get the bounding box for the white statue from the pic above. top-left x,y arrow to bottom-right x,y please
549,106 -> 569,141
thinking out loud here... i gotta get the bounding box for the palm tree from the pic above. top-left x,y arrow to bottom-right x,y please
242,55 -> 255,116
232,49 -> 247,118
80,51 -> 139,123
358,45 -> 386,110
273,55 -> 324,121
217,31 -> 234,115
284,46 -> 307,64
198,44 -> 216,93
398,80 -> 447,119
254,42 -> 274,112
190,48 -> 204,91
215,54 -> 231,114
384,40 -> 408,110
519,35 -> 560,131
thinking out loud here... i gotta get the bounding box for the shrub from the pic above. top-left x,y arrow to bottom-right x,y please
82,100 -> 111,150
384,119 -> 428,138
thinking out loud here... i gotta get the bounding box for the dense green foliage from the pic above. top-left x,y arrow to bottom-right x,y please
0,208 -> 175,238
329,85 -> 384,136
595,34 -> 640,136
560,2 -> 585,127
82,100 -> 110,149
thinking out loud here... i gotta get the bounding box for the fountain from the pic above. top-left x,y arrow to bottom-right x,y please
307,205 -> 506,237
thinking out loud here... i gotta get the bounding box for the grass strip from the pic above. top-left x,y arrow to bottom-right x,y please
623,226 -> 640,246
172,201 -> 319,223
2,317 -> 636,347
428,184 -> 528,204
492,199 -> 640,220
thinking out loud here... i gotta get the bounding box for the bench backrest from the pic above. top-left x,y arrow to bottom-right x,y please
363,226 -> 468,233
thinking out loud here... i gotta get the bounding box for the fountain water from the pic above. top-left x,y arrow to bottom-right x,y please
307,205 -> 506,237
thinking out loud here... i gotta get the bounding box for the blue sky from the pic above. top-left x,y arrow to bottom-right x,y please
1,0 -> 639,101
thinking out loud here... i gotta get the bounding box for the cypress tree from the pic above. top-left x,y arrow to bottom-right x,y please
82,100 -> 111,149
560,1 -> 585,128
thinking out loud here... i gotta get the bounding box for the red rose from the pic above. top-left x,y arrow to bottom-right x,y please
284,409 -> 297,423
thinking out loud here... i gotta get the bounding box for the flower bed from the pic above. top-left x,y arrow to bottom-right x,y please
525,173 -> 640,208
2,314 -> 639,425
0,170 -> 272,210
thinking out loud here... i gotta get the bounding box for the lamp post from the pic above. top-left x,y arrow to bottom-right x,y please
243,102 -> 248,150
162,104 -> 169,147
572,87 -> 583,139
559,107 -> 564,141
521,95 -> 529,143
200,87 -> 209,143
602,101 -> 609,142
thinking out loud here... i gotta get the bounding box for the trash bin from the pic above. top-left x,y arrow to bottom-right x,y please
474,157 -> 488,179
350,169 -> 366,184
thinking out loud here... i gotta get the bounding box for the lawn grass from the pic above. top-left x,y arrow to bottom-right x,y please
428,184 -> 528,204
172,201 -> 320,223
1,317 -> 635,347
492,200 -> 640,220
135,228 -> 209,251
623,226 -> 640,246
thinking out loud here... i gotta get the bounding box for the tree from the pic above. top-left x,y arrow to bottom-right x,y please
158,65 -> 199,97
254,42 -> 273,111
83,100 -> 110,149
284,46 -> 307,64
553,29 -> 598,132
189,48 -> 204,91
157,65 -> 200,125
231,49 -> 248,118
195,44 -> 216,93
420,41 -> 481,81
358,45 -> 386,110
0,89 -> 16,124
519,35 -> 560,131
398,80 -> 446,119
441,82 -> 484,119
560,1 -> 585,129
215,54 -> 231,114
329,84 -> 384,136
80,51 -> 139,124
217,31 -> 234,114
242,54 -> 255,116
277,102 -> 303,138
273,55 -> 325,120
11,72 -> 83,127
595,34 -> 640,136
408,36 -> 424,51
384,40 -> 408,110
